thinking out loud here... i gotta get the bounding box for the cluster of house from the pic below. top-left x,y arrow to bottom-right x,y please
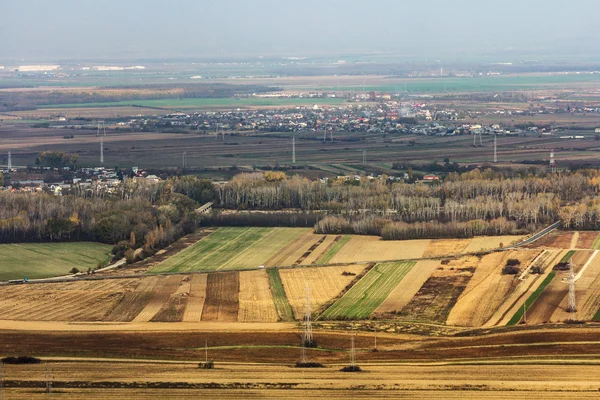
1,166 -> 162,195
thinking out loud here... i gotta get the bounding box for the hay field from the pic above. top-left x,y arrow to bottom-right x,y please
329,236 -> 429,263
263,231 -> 322,266
0,242 -> 111,280
300,235 -> 337,264
150,227 -> 307,273
461,235 -> 525,253
152,276 -> 192,322
375,260 -> 441,315
0,279 -> 135,321
132,275 -> 184,322
238,270 -> 278,322
182,274 -> 207,322
201,272 -> 240,321
400,256 -> 478,323
446,250 -> 540,327
321,261 -> 416,320
279,265 -> 366,319
422,239 -> 470,257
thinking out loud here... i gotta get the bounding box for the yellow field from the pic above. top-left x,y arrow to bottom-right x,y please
330,236 -> 429,263
238,270 -> 278,322
447,250 -> 540,327
279,265 -> 366,318
375,260 -> 441,314
422,239 -> 471,257
461,235 -> 526,253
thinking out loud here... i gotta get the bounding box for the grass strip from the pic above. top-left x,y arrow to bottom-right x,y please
507,271 -> 557,326
267,269 -> 294,322
592,308 -> 600,322
316,235 -> 351,264
560,250 -> 576,264
591,233 -> 600,250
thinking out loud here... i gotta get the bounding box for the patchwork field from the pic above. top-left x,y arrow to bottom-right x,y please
320,261 -> 416,320
0,242 -> 112,280
149,227 -> 308,273
329,236 -> 428,263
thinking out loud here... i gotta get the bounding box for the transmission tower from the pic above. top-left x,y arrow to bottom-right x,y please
330,131 -> 334,143
323,130 -> 327,143
7,150 -> 11,171
45,362 -> 54,394
100,136 -> 104,165
362,150 -> 366,167
472,130 -> 483,146
182,151 -> 187,169
350,325 -> 356,367
292,136 -> 296,164
301,284 -> 313,363
567,264 -> 577,320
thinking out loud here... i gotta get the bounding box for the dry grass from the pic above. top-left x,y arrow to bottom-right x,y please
461,235 -> 525,253
182,274 -> 208,322
375,260 -> 440,314
279,265 -> 366,318
423,239 -> 470,258
238,270 -> 278,322
329,236 -> 429,263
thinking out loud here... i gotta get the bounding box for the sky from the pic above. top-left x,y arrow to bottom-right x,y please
2,0 -> 600,61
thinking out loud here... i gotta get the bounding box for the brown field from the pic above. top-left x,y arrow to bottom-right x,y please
576,231 -> 599,249
461,235 -> 525,253
279,265 -> 367,318
375,260 -> 441,315
568,250 -> 600,320
301,235 -> 338,264
151,276 -> 191,322
104,276 -> 160,322
237,270 -> 278,322
422,238 -> 470,257
181,274 -> 208,322
529,231 -> 576,249
330,236 -> 429,263
399,256 -> 478,323
201,272 -> 240,321
132,275 -> 183,322
447,250 -> 540,327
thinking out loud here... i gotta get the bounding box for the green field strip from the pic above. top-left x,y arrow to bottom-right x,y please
560,250 -> 576,263
320,261 -> 416,320
592,308 -> 600,322
315,235 -> 351,264
507,271 -> 557,326
591,233 -> 600,250
0,242 -> 111,280
267,269 -> 294,322
149,227 -> 271,273
219,228 -> 308,270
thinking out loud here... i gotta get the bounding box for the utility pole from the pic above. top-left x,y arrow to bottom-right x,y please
323,130 -> 327,143
182,151 -> 187,169
493,133 -> 498,163
292,136 -> 296,164
567,263 -> 577,320
301,284 -> 313,363
362,150 -> 366,167
100,136 -> 104,165
205,339 -> 208,364
7,150 -> 11,171
350,324 -> 356,367
45,362 -> 54,394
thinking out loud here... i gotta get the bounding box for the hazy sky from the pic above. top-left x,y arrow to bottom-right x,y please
2,0 -> 600,61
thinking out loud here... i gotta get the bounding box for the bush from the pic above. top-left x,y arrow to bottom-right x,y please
2,356 -> 41,364
340,365 -> 362,372
502,265 -> 520,275
69,267 -> 80,274
198,361 -> 214,369
506,259 -> 521,266
341,271 -> 356,276
295,361 -> 324,368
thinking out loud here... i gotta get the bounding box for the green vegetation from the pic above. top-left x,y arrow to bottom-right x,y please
267,268 -> 294,321
560,250 -> 576,263
320,261 -> 416,319
38,97 -> 347,110
507,271 -> 557,326
315,235 -> 351,264
149,227 -> 305,273
592,308 -> 600,322
591,233 -> 600,250
0,242 -> 112,280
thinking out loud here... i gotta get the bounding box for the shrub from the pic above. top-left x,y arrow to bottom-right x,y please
506,259 -> 521,267
69,267 -> 80,274
295,361 -> 324,368
340,365 -> 362,372
2,356 -> 41,364
198,361 -> 214,369
502,265 -> 520,275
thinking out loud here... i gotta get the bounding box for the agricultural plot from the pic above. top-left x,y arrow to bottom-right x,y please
422,239 -> 470,258
181,274 -> 207,322
0,242 -> 112,280
446,250 -> 540,327
375,260 -> 441,315
238,270 -> 278,322
576,231 -> 600,249
132,275 -> 184,322
528,231 -> 575,249
314,235 -> 349,264
0,279 -> 134,322
565,251 -> 600,320
104,276 -> 162,322
201,271 -> 240,321
266,269 -> 294,321
151,276 -> 192,322
150,227 -> 306,273
460,235 -> 525,253
279,265 -> 366,319
400,257 -> 478,323
303,235 -> 339,264
328,236 -> 428,264
263,231 -> 322,266
320,261 -> 416,320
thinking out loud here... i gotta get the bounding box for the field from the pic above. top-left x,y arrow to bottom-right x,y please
279,265 -> 367,319
328,236 -> 428,263
201,272 -> 240,321
266,268 -> 294,321
149,227 -> 308,273
237,270 -> 278,322
320,261 -> 416,320
0,242 -> 112,280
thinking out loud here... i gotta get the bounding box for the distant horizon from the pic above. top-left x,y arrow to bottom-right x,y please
3,0 -> 600,62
